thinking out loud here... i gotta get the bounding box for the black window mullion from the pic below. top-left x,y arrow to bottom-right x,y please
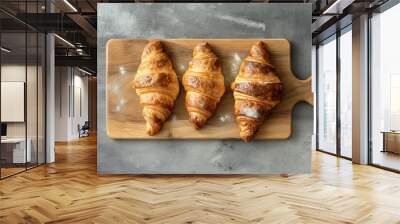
336,27 -> 341,157
0,24 -> 2,179
44,21 -> 47,164
316,44 -> 320,151
367,10 -> 373,165
24,0 -> 28,171
36,0 -> 39,167
72,68 -> 75,118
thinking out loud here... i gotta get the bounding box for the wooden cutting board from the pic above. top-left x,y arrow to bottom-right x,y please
106,39 -> 312,140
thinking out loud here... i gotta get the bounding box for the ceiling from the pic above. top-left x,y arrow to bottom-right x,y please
1,31 -> 45,65
0,0 -> 390,74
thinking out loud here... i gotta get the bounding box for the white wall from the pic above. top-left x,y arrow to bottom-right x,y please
72,73 -> 89,138
54,67 -> 89,141
1,65 -> 26,141
1,65 -> 38,138
55,67 -> 69,141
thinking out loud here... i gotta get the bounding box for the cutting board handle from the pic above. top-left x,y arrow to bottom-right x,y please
298,75 -> 313,105
285,73 -> 313,112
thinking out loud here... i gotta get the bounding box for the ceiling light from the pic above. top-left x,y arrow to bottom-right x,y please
54,34 -> 75,48
323,0 -> 354,15
1,47 -> 11,53
78,67 -> 93,76
76,48 -> 86,55
63,0 -> 78,12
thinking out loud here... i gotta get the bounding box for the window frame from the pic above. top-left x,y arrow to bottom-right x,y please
315,24 -> 353,161
367,0 -> 400,173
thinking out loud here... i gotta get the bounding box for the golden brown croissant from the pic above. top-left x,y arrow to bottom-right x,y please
182,43 -> 225,129
231,41 -> 283,142
133,40 -> 179,136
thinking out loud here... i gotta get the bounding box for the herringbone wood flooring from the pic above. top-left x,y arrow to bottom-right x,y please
1,135 -> 400,224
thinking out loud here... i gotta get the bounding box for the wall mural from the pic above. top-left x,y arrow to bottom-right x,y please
98,3 -> 313,174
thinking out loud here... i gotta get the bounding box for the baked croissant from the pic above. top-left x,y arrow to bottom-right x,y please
182,43 -> 225,129
231,41 -> 283,142
133,40 -> 179,136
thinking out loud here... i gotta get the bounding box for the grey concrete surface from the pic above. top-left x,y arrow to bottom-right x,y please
97,3 -> 313,174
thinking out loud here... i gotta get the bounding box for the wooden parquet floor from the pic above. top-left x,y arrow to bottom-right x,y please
1,135 -> 400,224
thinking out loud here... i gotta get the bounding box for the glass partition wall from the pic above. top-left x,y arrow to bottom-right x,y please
0,3 -> 46,179
316,26 -> 353,159
0,31 -> 27,177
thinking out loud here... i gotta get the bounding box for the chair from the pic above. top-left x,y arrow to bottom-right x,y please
79,121 -> 90,138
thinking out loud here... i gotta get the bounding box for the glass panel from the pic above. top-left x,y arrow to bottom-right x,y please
38,32 -> 45,165
340,28 -> 352,158
371,3 -> 400,171
26,0 -> 38,169
1,31 -> 27,177
318,36 -> 337,154
0,1 -> 46,178
27,31 -> 38,169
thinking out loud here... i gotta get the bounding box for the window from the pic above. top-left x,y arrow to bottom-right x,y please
316,25 -> 353,159
389,74 -> 400,130
317,35 -> 337,154
339,27 -> 352,158
371,2 -> 400,171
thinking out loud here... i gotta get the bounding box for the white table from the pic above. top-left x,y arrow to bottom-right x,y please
1,138 -> 31,163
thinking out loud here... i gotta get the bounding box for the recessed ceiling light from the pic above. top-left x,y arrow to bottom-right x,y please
78,67 -> 93,76
63,0 -> 78,12
323,0 -> 354,15
1,47 -> 11,53
54,34 -> 75,48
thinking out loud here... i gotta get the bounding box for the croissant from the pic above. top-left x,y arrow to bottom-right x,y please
133,40 -> 179,136
231,41 -> 283,142
182,43 -> 225,129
